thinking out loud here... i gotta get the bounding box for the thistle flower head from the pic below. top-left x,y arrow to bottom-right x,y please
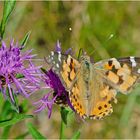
0,40 -> 41,102
34,41 -> 73,118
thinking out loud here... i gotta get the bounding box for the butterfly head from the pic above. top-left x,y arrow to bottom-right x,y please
80,54 -> 91,69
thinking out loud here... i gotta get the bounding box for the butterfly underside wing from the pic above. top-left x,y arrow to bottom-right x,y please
94,57 -> 140,94
47,51 -> 140,120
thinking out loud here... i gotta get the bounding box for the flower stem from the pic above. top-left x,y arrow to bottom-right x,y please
59,117 -> 65,139
59,108 -> 65,139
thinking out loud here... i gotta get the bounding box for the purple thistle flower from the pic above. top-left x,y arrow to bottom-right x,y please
34,92 -> 57,118
34,42 -> 74,118
34,69 -> 71,118
0,40 -> 41,102
55,40 -> 61,52
55,40 -> 72,55
45,69 -> 66,97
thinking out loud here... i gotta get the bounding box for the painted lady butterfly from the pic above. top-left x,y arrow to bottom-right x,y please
47,51 -> 140,120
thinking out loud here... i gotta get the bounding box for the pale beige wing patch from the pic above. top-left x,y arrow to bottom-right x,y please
88,57 -> 140,120
94,57 -> 139,94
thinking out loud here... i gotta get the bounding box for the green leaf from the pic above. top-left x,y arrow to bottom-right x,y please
0,1 -> 16,39
16,73 -> 24,79
0,114 -> 33,127
1,125 -> 12,139
27,122 -> 46,139
19,100 -> 29,113
71,130 -> 81,140
60,107 -> 69,139
0,100 -> 12,119
41,67 -> 47,74
60,107 -> 69,125
15,132 -> 29,139
20,31 -> 31,47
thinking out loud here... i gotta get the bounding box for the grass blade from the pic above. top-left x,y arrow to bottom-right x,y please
0,114 -> 33,127
119,87 -> 140,127
1,125 -> 12,139
15,132 -> 29,139
27,122 -> 46,139
0,1 -> 16,39
71,130 -> 81,140
20,31 -> 31,48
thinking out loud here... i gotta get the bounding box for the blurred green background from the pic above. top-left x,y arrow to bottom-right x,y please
1,1 -> 140,139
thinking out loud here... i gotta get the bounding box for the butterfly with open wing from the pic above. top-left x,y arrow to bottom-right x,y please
46,50 -> 140,120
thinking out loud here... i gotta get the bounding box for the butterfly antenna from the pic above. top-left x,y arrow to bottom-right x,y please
44,56 -> 49,64
78,48 -> 84,60
89,49 -> 97,57
102,33 -> 115,47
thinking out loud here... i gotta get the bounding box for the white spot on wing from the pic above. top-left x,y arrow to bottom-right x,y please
137,69 -> 140,73
51,51 -> 54,56
58,53 -> 61,62
130,56 -> 137,67
67,55 -> 71,64
111,58 -> 121,69
56,63 -> 59,68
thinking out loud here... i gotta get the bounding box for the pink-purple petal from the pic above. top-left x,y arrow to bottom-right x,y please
0,40 -> 42,102
34,41 -> 74,118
